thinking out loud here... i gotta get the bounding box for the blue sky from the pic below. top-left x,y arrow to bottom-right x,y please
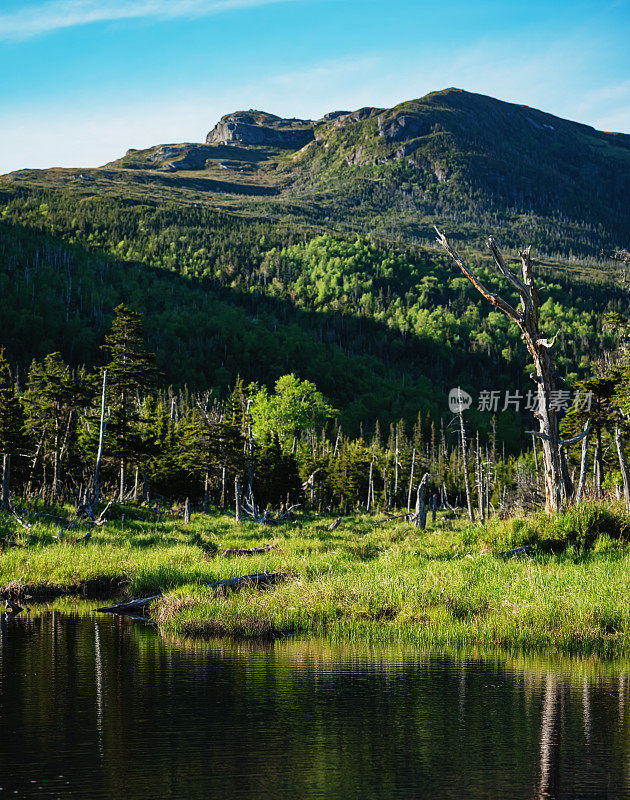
1,0 -> 629,173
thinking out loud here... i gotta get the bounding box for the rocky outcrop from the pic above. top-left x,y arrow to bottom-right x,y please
321,110 -> 350,121
206,111 -> 314,147
147,144 -> 216,171
378,113 -> 432,142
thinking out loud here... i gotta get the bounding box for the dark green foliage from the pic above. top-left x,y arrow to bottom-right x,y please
0,348 -> 25,486
0,188 -> 622,442
1,89 -> 629,511
22,353 -> 93,497
254,432 -> 301,507
101,304 -> 160,495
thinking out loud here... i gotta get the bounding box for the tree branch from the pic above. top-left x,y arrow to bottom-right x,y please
434,227 -> 520,321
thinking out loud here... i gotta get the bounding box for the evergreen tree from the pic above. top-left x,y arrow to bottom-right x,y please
217,378 -> 247,505
23,353 -> 92,499
102,305 -> 159,501
0,349 -> 25,509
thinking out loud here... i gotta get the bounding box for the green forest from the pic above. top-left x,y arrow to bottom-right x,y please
0,186 -> 621,441
0,182 -> 628,518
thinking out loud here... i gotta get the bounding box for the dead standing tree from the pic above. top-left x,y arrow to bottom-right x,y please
435,228 -> 588,514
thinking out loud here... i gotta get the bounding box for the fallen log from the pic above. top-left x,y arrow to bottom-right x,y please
97,593 -> 162,616
328,517 -> 342,531
206,571 -> 287,593
0,537 -> 23,550
4,598 -> 23,617
222,543 -> 278,557
497,544 -> 533,559
379,513 -> 409,524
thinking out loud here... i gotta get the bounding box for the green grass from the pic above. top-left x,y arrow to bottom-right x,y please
2,502 -> 630,655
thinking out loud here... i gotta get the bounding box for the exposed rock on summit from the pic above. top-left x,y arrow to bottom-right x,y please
206,111 -> 314,147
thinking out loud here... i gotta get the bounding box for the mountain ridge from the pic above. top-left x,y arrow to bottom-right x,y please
4,87 -> 630,258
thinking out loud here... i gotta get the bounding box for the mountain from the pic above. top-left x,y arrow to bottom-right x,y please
6,88 -> 630,257
0,88 -> 626,437
293,88 -> 630,234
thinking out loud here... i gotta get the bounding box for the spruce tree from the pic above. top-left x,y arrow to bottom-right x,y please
0,349 -> 24,510
102,305 -> 159,501
23,353 -> 92,500
218,378 -> 247,501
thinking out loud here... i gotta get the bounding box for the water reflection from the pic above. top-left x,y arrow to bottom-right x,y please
0,609 -> 629,799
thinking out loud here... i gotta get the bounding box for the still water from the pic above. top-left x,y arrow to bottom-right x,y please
0,609 -> 629,799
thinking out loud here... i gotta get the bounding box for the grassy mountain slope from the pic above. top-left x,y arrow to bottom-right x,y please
5,88 -> 629,258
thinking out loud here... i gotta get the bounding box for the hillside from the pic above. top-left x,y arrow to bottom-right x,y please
5,88 -> 629,257
0,89 -> 627,440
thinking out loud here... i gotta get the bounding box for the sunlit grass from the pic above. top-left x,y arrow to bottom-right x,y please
2,502 -> 630,654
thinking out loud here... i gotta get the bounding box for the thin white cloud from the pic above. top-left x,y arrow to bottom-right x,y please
0,0 -> 297,40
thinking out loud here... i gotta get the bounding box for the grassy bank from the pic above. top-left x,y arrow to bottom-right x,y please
2,502 -> 630,655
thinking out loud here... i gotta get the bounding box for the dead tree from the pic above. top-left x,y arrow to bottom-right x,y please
234,475 -> 242,523
436,228 -> 588,514
476,432 -> 485,525
575,421 -> 591,503
414,472 -> 430,529
614,426 -> 630,509
407,447 -> 416,513
93,370 -> 109,506
457,402 -> 475,522
1,454 -> 10,511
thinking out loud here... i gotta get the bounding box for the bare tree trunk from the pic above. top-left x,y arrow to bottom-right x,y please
234,475 -> 242,523
594,429 -> 603,498
119,459 -> 126,503
367,458 -> 374,511
52,419 -> 60,500
436,229 -> 585,514
203,471 -> 210,512
575,421 -> 591,503
184,497 -> 190,524
394,431 -> 399,502
459,410 -> 475,523
407,447 -> 416,513
486,473 -> 491,519
93,370 -> 108,505
27,432 -> 46,496
615,426 -> 630,508
221,466 -> 226,508
414,473 -> 430,529
142,467 -> 149,504
246,400 -> 254,497
1,453 -> 10,511
476,432 -> 485,524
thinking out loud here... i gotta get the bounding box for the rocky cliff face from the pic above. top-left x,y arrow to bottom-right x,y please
206,111 -> 314,147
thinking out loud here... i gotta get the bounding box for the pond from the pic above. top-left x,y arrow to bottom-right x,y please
0,609 -> 628,799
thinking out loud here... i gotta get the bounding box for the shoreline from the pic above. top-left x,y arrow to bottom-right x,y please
1,503 -> 630,655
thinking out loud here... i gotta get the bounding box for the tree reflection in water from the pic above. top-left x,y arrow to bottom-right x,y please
0,610 -> 628,800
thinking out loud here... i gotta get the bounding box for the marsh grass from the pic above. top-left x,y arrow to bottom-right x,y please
2,502 -> 630,653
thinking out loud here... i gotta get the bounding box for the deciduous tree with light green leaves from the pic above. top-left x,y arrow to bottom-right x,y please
249,374 -> 337,451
